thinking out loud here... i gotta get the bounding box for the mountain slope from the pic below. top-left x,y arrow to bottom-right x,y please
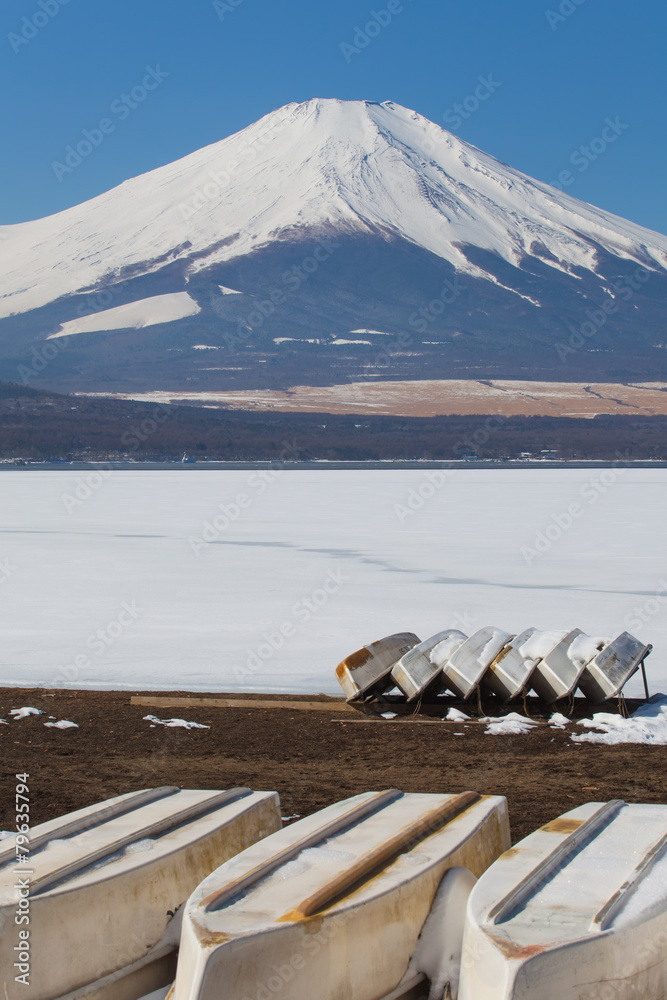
1,98 -> 666,391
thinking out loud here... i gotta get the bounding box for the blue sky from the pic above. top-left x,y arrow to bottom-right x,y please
2,0 -> 665,231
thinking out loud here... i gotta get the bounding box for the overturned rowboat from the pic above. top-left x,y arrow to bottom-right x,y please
578,632 -> 653,703
528,628 -> 588,703
335,626 -> 653,707
0,786 -> 281,1000
172,789 -> 510,1000
391,630 -> 467,701
336,632 -> 420,701
482,629 -> 538,704
459,799 -> 667,1000
440,627 -> 513,701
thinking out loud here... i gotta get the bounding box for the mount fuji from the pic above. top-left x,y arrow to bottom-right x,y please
1,98 -> 666,392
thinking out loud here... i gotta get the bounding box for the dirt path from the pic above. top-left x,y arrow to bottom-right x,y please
1,688 -> 665,843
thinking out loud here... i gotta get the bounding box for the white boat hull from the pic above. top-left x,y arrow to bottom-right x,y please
529,629 -> 584,702
391,630 -> 466,701
173,790 -> 510,1000
482,629 -> 537,703
336,633 -> 420,701
0,787 -> 281,1000
460,801 -> 667,1000
578,632 -> 652,703
442,628 -> 513,701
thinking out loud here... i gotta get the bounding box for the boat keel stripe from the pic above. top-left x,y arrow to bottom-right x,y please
29,787 -> 254,895
593,830 -> 667,931
0,786 -> 181,868
291,790 -> 482,918
203,789 -> 405,912
489,800 -> 626,924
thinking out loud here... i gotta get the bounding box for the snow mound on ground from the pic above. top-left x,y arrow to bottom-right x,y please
9,707 -> 44,719
483,712 -> 537,736
572,694 -> 667,745
445,708 -> 470,722
549,712 -> 570,729
44,719 -> 78,729
143,714 -> 209,730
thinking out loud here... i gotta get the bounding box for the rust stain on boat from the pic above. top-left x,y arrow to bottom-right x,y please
491,935 -> 549,960
541,817 -> 583,835
192,919 -> 231,947
339,647 -> 372,672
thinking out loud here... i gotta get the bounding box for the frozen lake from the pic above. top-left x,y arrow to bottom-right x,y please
0,468 -> 665,697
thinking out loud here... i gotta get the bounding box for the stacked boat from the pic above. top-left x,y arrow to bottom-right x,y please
0,786 -> 281,1000
459,799 -> 667,999
336,627 -> 652,707
3,788 -> 667,1000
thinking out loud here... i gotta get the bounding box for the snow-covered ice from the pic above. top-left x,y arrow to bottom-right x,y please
0,469 -> 665,698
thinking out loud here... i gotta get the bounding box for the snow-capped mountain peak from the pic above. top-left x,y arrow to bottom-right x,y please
0,99 -> 665,392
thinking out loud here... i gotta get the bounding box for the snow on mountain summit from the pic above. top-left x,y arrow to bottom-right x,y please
1,98 -> 666,321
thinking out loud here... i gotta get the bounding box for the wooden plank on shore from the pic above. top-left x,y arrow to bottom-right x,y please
130,695 -> 356,713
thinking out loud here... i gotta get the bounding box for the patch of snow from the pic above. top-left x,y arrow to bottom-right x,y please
430,633 -> 467,669
44,720 -> 78,729
124,838 -> 155,855
403,867 -> 476,1000
48,293 -> 200,339
9,707 -> 44,719
330,338 -> 372,346
518,630 -> 569,661
484,712 -> 537,736
273,337 -> 321,344
192,344 -> 219,350
445,708 -> 470,722
567,634 -> 609,668
350,329 -> 393,336
549,712 -> 570,729
572,694 -> 667,745
143,714 -> 209,730
381,711 -> 398,719
218,285 -> 244,296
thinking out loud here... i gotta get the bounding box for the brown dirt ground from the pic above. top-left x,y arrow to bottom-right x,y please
1,688 -> 665,845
